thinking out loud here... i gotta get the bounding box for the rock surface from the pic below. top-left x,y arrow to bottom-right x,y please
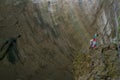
0,0 -> 119,80
73,45 -> 120,80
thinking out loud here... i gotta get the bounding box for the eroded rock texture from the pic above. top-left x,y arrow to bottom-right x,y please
73,45 -> 120,80
0,0 -> 119,80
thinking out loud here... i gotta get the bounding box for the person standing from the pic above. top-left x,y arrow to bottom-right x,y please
89,34 -> 99,49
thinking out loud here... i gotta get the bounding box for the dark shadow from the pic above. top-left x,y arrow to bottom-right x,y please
0,35 -> 23,64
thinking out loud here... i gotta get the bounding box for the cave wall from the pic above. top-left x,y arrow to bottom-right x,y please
0,0 -> 116,80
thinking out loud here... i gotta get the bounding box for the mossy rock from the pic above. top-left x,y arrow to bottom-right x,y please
73,53 -> 92,76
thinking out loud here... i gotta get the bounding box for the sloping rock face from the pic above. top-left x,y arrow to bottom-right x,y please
73,45 -> 120,80
0,0 -> 119,80
73,0 -> 120,80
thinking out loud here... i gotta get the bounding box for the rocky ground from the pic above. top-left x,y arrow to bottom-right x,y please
73,44 -> 120,80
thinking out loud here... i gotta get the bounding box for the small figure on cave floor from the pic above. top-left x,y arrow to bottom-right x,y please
89,33 -> 99,50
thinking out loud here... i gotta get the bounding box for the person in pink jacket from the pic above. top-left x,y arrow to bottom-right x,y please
89,34 -> 98,49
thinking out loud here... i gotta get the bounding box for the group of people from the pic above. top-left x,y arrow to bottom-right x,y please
89,33 -> 120,50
